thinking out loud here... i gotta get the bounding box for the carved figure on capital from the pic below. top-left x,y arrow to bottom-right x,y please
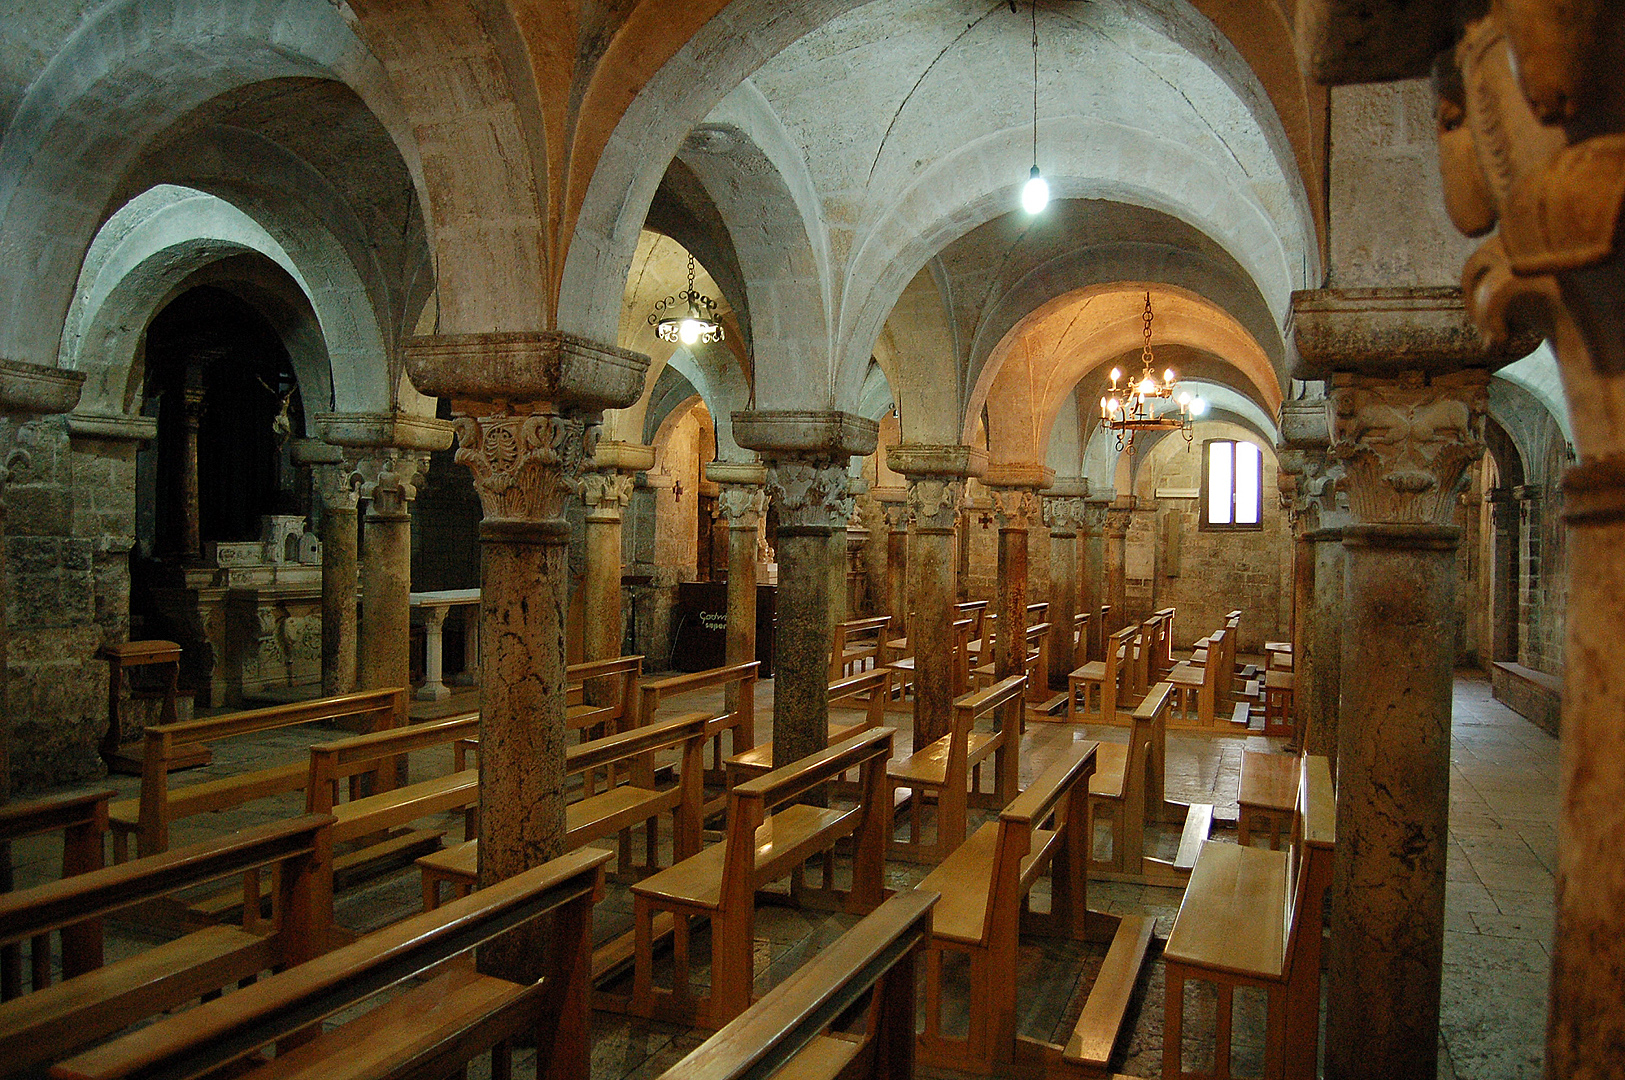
1104,505 -> 1135,536
1329,372 -> 1488,527
765,460 -> 852,530
989,487 -> 1041,529
580,469 -> 637,514
716,483 -> 766,527
1042,496 -> 1087,533
311,461 -> 360,513
904,477 -> 962,531
451,409 -> 596,523
1277,448 -> 1346,534
349,450 -> 430,517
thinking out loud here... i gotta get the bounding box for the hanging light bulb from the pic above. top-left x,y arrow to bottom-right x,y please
1022,166 -> 1050,214
1019,3 -> 1048,216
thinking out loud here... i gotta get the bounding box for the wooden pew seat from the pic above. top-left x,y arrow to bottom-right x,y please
1165,842 -> 1288,977
917,821 -> 1058,947
1238,750 -> 1300,850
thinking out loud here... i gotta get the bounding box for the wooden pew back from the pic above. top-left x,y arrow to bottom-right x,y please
122,688 -> 407,857
637,661 -> 759,791
653,890 -> 939,1080
0,815 -> 335,1076
51,847 -> 611,1080
1101,625 -> 1136,720
827,667 -> 891,732
306,711 -> 481,814
567,654 -> 642,735
1072,610 -> 1090,667
571,711 -> 710,861
828,616 -> 891,681
0,791 -> 112,996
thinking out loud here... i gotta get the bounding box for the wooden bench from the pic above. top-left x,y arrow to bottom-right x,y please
0,815 -> 334,1077
109,688 -> 408,860
637,661 -> 759,818
1068,625 -> 1136,722
651,890 -> 938,1080
886,617 -> 972,708
304,711 -> 485,887
417,711 -> 710,909
51,846 -> 610,1080
887,675 -> 1023,864
829,615 -> 892,681
971,619 -> 1050,696
0,790 -> 112,999
1072,609 -> 1090,667
1167,627 -> 1229,730
1238,750 -> 1300,850
1083,682 -> 1215,888
915,741 -> 1157,1075
1162,755 -> 1335,1080
725,668 -> 890,788
93,641 -> 205,775
1262,670 -> 1295,739
631,726 -> 895,1027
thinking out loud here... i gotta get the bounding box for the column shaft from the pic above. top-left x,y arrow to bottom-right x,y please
1326,524 -> 1457,1079
886,515 -> 908,635
1290,532 -> 1314,736
1105,519 -> 1128,633
991,489 -> 1037,682
476,519 -> 569,975
774,525 -> 833,768
907,518 -> 956,749
320,503 -> 358,696
1047,528 -> 1077,688
727,524 -> 758,668
1304,531 -> 1344,765
359,507 -> 412,691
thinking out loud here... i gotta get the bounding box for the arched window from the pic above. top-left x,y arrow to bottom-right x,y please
1201,439 -> 1263,530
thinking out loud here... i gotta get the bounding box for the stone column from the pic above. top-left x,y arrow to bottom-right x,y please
405,331 -> 648,984
176,387 -> 205,561
734,413 -> 877,770
879,496 -> 908,635
306,452 -> 359,697
827,520 -> 849,632
581,442 -> 651,666
353,450 -> 429,693
985,466 -> 1051,685
1104,500 -> 1133,633
708,461 -> 766,706
1305,528 -> 1345,764
1486,490 -> 1518,662
886,445 -> 985,750
1043,481 -> 1086,688
1514,484 -> 1542,668
318,414 -> 453,698
1319,369 -> 1490,1080
1081,500 -> 1108,660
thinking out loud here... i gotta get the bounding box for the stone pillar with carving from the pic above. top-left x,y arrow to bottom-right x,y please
734,413 -> 877,770
352,449 -> 430,693
1104,500 -> 1134,634
581,442 -> 651,668
1486,489 -> 1519,663
706,461 -> 766,687
1043,480 -> 1087,686
984,465 -> 1051,688
405,331 -> 647,984
294,441 -> 359,697
1320,368 -> 1490,1079
887,445 -> 985,750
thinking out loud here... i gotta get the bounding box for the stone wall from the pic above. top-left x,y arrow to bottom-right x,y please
5,416 -> 144,792
1127,424 -> 1290,653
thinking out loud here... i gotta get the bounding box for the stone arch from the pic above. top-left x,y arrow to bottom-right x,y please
60,185 -> 399,427
0,0 -> 415,370
972,283 -> 1280,468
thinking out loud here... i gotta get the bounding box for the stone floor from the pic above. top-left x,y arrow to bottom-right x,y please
7,670 -> 1553,1078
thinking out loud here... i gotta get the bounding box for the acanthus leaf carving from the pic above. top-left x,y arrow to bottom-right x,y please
580,469 -> 637,514
452,408 -> 594,524
1042,496 -> 1087,532
350,450 -> 429,517
765,460 -> 852,530
1329,371 -> 1488,527
716,483 -> 766,526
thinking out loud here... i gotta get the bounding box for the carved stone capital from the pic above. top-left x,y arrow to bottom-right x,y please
350,449 -> 430,517
1329,370 -> 1489,527
1043,496 -> 1087,535
450,406 -> 596,525
716,483 -> 766,527
988,486 -> 1041,530
1104,498 -> 1137,537
1277,446 -> 1348,533
1081,499 -> 1112,533
311,462 -> 360,513
580,469 -> 637,518
905,476 -> 963,531
765,460 -> 853,531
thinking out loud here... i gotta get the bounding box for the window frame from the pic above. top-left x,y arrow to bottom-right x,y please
1200,438 -> 1265,532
